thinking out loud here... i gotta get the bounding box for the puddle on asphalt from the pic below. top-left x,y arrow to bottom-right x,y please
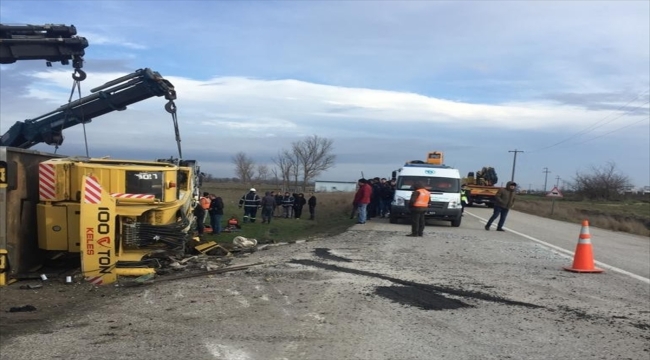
290,259 -> 543,311
313,248 -> 353,263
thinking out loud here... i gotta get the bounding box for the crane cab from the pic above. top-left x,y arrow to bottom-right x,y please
426,151 -> 444,165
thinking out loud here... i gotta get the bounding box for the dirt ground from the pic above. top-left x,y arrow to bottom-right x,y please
0,279 -> 119,339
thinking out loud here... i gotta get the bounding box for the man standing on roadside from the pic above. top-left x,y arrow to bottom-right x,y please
460,184 -> 469,215
239,188 -> 261,223
308,193 -> 317,220
407,182 -> 430,237
261,191 -> 276,224
485,181 -> 517,231
353,178 -> 372,224
208,194 -> 224,235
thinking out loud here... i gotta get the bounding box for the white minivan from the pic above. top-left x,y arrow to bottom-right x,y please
389,162 -> 463,227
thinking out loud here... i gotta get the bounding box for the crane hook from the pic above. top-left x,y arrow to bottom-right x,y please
72,68 -> 87,81
165,100 -> 177,114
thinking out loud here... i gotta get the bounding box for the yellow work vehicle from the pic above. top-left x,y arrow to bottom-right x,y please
38,157 -> 199,285
462,166 -> 502,208
0,24 -> 211,286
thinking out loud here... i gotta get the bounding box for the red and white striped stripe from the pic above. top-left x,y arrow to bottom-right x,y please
84,176 -> 102,204
110,193 -> 155,200
86,276 -> 103,285
38,163 -> 56,200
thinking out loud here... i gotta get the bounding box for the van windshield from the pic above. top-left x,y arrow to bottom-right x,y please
396,176 -> 460,193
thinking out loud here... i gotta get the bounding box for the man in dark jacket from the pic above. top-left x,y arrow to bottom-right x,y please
293,193 -> 307,219
485,181 -> 517,231
308,193 -> 317,220
194,199 -> 206,236
273,191 -> 283,217
208,194 -> 224,234
238,188 -> 261,223
281,192 -> 294,218
261,191 -> 276,224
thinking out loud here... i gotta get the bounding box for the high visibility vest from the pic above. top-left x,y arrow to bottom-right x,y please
413,189 -> 431,208
200,197 -> 211,210
461,190 -> 468,202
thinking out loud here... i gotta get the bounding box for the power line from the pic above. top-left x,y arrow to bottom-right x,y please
528,89 -> 650,153
571,115 -> 650,146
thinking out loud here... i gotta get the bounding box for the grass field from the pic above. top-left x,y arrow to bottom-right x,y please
199,182 -> 650,243
199,183 -> 355,244
508,195 -> 650,237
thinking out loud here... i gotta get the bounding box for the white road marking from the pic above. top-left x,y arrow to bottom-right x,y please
466,211 -> 650,285
204,342 -> 251,360
143,289 -> 155,304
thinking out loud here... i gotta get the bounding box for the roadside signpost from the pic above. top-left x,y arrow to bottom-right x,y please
546,186 -> 563,215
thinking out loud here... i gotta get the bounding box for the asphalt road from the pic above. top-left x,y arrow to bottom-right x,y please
465,207 -> 650,282
1,211 -> 648,360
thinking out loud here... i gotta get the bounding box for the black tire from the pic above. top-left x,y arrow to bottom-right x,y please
486,203 -> 495,208
451,217 -> 462,227
389,214 -> 399,224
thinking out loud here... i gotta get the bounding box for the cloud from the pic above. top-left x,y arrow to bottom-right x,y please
9,69 -> 648,135
2,67 -> 648,187
80,31 -> 147,50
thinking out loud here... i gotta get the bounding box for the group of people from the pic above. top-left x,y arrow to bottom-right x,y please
352,177 -> 518,236
193,188 -> 318,236
238,188 -> 317,224
194,192 -> 225,236
351,177 -> 396,224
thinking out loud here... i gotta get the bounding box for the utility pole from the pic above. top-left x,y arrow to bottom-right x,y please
508,149 -> 524,182
555,175 -> 561,187
543,167 -> 551,193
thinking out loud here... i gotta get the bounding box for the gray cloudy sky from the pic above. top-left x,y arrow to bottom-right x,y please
1,1 -> 649,188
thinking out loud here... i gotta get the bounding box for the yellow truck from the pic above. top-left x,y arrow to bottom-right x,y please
0,24 -> 208,286
462,167 -> 502,208
39,157 -> 199,285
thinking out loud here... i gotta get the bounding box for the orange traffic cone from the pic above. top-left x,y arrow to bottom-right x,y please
564,220 -> 604,273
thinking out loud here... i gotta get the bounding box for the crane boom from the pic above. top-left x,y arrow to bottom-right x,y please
0,23 -> 88,67
0,68 -> 177,149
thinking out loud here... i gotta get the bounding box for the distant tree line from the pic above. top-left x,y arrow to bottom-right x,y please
225,135 -> 335,191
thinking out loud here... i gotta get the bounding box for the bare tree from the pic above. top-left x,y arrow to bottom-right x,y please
232,152 -> 256,184
572,162 -> 631,201
256,164 -> 270,182
272,150 -> 294,190
292,135 -> 336,189
270,167 -> 279,185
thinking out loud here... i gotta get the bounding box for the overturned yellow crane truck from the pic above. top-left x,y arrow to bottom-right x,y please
0,24 -> 211,286
38,157 -> 199,285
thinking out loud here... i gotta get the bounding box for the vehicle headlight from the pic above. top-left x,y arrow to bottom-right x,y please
393,196 -> 406,206
448,201 -> 461,209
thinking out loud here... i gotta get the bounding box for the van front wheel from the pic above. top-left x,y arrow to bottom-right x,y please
450,217 -> 462,227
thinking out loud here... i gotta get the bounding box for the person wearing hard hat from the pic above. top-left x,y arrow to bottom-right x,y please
238,188 -> 262,223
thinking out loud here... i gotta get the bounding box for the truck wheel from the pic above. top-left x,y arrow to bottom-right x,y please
451,217 -> 462,227
389,214 -> 398,224
486,203 -> 495,208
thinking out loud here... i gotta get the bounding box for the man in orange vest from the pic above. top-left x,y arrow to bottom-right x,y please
194,192 -> 211,235
407,182 -> 431,237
